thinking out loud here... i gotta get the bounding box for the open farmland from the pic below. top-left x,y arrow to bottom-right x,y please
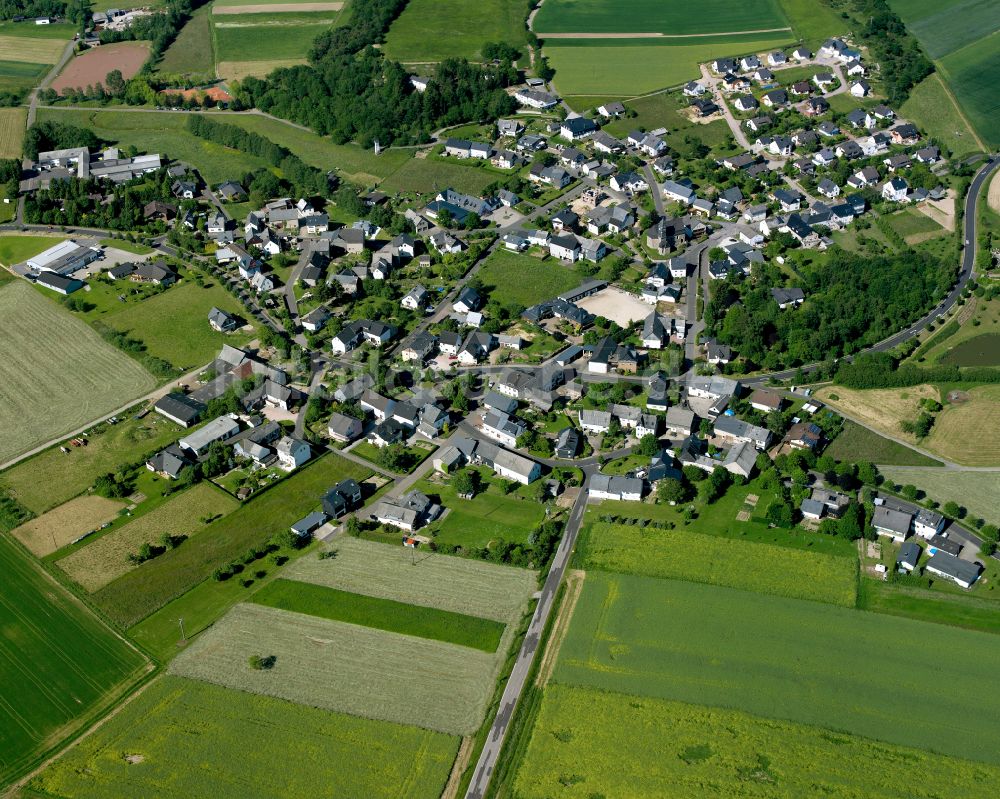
169,602 -> 500,735
515,684 -> 1000,799
101,280 -> 254,369
0,234 -> 66,265
91,453 -> 371,627
939,333 -> 1000,366
0,33 -> 67,63
286,536 -> 536,622
534,0 -> 788,34
824,420 -> 942,466
51,42 -> 151,94
27,676 -> 457,799
554,572 -> 1000,764
577,522 -> 858,606
58,483 -> 238,592
0,282 -> 156,467
902,72 -> 984,157
384,0 -> 527,62
0,535 -> 148,786
251,579 -> 505,651
890,0 -> 1000,60
816,384 -> 939,447
12,495 -> 124,557
923,384 -> 1000,465
158,4 -> 214,75
0,106 -> 26,159
476,250 -> 582,309
1,412 -> 182,515
880,467 -> 1000,526
544,35 -> 795,95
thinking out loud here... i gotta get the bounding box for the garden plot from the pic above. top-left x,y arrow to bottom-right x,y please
169,602 -> 500,735
285,536 -> 535,622
12,495 -> 123,557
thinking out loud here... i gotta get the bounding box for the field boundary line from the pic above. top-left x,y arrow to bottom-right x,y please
536,26 -> 792,39
441,736 -> 474,799
930,71 -> 986,152
535,569 -> 585,687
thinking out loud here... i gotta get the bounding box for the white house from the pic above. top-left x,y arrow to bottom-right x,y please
275,436 -> 311,470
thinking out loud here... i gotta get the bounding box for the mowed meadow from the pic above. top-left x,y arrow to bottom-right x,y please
0,282 -> 156,466
553,573 -> 1000,765
0,536 -> 148,785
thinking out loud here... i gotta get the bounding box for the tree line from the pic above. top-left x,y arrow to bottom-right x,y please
849,0 -> 933,105
186,115 -> 331,197
835,352 -> 1000,389
0,0 -> 63,19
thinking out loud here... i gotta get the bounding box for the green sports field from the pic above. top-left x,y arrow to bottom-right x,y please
554,572 -> 1000,765
251,578 -> 506,651
384,0 -> 527,62
0,535 -> 148,786
534,0 -> 788,34
515,684 -> 1000,799
0,282 -> 156,467
27,676 -> 458,799
578,522 -> 858,606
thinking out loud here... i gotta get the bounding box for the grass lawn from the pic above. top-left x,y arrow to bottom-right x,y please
0,411 -> 183,515
99,279 -> 255,369
901,72 -> 984,158
252,578 -> 505,651
158,4 -> 214,74
414,467 -> 547,550
914,296 -> 1000,365
555,572 -> 1000,765
57,482 -> 239,593
0,282 -> 156,468
350,440 -> 435,473
169,602 -> 499,735
0,234 -> 65,266
476,249 -> 582,308
36,108 -> 273,185
534,0 -> 788,34
860,577 -> 1000,635
938,333 -> 1000,366
0,535 -> 148,786
378,155 -> 497,195
27,676 -> 458,799
0,106 -> 26,159
577,520 -> 858,606
515,684 -> 1000,799
212,20 -> 331,62
90,453 -> 371,628
885,206 -> 945,238
825,419 -> 943,466
98,237 -> 154,254
384,0 -> 526,62
544,36 -> 795,96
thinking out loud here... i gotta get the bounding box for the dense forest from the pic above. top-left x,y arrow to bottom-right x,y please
233,0 -> 518,146
186,115 -> 331,197
0,0 -> 64,19
23,120 -> 100,159
704,249 -> 953,370
835,353 -> 1000,389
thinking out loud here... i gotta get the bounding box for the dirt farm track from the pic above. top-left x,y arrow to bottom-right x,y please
51,42 -> 150,94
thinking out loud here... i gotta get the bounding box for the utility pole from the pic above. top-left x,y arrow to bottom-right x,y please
178,617 -> 187,646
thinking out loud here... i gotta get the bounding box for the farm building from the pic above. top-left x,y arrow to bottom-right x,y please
27,240 -> 101,275
153,393 -> 206,427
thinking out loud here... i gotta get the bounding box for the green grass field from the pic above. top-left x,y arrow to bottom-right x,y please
901,72 -> 984,157
0,535 -> 148,786
578,522 -> 858,606
27,676 -> 458,799
252,578 -> 505,651
100,279 -> 254,369
158,4 -> 214,74
378,156 -> 497,195
545,35 -> 795,95
554,572 -> 1000,765
939,333 -> 1000,366
0,106 -> 26,158
169,602 -> 499,735
58,482 -> 239,592
285,536 -> 536,621
879,466 -> 1000,525
476,249 -> 582,309
0,234 -> 65,265
0,412 -> 182,515
516,684 -> 1000,799
90,453 -> 371,628
825,420 -> 943,466
212,20 -> 330,62
0,282 -> 156,467
778,0 -> 847,47
534,0 -> 788,34
890,0 -> 1000,60
860,578 -> 1000,635
384,0 -> 527,62
35,108 -> 273,185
